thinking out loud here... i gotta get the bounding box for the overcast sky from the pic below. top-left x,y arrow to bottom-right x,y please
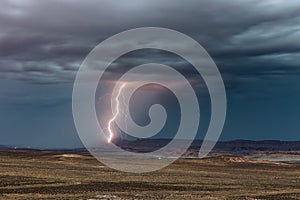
0,0 -> 300,148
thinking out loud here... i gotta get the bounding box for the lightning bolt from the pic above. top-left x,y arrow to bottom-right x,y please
107,83 -> 127,143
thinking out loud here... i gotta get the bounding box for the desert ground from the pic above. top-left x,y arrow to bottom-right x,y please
0,150 -> 300,200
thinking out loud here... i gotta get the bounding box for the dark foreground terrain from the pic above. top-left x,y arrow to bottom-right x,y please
0,150 -> 300,200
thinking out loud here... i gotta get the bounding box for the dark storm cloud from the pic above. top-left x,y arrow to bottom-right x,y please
0,0 -> 300,148
0,0 -> 300,84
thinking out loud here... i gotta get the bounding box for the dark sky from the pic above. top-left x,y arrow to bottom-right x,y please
0,0 -> 300,148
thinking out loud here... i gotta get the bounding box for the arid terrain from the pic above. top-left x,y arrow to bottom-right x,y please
0,150 -> 300,200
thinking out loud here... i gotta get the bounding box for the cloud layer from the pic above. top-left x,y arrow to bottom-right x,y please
1,0 -> 299,84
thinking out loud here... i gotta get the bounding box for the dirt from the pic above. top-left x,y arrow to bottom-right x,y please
0,150 -> 300,199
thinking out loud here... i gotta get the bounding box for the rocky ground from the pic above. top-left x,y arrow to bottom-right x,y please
0,150 -> 300,199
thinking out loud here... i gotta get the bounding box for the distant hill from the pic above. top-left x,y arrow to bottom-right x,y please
0,145 -> 10,150
212,140 -> 300,152
114,139 -> 300,152
2,139 -> 300,153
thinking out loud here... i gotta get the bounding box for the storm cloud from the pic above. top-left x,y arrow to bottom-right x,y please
0,0 -> 299,83
0,0 -> 300,148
